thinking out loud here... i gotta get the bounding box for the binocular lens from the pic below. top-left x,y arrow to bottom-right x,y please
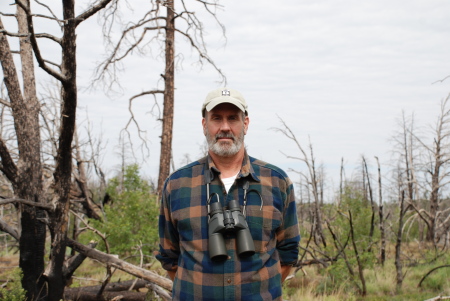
208,198 -> 255,261
209,232 -> 228,262
236,228 -> 255,257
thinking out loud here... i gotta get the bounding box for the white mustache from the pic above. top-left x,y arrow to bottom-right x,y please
215,133 -> 235,142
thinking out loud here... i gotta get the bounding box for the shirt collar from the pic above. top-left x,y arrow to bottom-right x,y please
205,150 -> 260,183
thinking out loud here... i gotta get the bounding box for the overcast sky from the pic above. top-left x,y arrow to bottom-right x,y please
2,0 -> 450,197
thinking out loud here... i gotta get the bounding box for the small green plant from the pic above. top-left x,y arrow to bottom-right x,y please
80,164 -> 160,263
0,268 -> 26,301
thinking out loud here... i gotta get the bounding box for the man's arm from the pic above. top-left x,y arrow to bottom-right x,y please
167,270 -> 177,281
276,177 -> 300,267
281,265 -> 292,282
155,179 -> 180,276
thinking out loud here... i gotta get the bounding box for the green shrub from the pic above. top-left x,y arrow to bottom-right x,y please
0,268 -> 26,301
80,164 -> 160,262
316,187 -> 378,295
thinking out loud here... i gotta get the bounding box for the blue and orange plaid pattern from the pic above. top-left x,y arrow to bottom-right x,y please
157,152 -> 300,300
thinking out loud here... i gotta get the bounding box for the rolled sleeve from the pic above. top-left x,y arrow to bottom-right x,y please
156,179 -> 180,271
276,180 -> 300,265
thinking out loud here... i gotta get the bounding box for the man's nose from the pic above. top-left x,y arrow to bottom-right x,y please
220,120 -> 231,131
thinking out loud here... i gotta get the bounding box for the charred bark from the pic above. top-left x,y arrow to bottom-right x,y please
74,130 -> 102,220
395,191 -> 405,292
157,0 -> 175,195
375,156 -> 386,265
0,4 -> 47,298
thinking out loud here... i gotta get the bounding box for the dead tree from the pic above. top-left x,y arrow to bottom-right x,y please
374,156 -> 386,265
409,96 -> 450,244
93,0 -> 226,194
0,1 -> 116,300
0,4 -> 47,298
362,156 -> 376,243
340,157 -> 345,205
349,210 -> 367,296
395,190 -> 406,292
273,117 -> 326,247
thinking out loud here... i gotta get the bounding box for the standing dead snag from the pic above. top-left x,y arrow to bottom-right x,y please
93,0 -> 226,195
272,117 -> 326,247
0,1 -> 117,300
362,156 -> 376,246
158,0 -> 176,196
393,98 -> 450,245
395,190 -> 406,292
0,3 -> 46,298
349,210 -> 366,296
374,156 -> 386,265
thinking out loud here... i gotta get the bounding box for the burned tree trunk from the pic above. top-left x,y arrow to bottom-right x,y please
4,1 -> 115,300
44,2 -> 79,299
395,191 -> 405,292
362,156 -> 376,243
0,4 -> 46,298
375,156 -> 386,265
157,0 -> 175,195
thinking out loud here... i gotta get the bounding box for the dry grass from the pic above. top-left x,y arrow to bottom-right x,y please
280,240 -> 450,300
0,254 -> 19,282
2,241 -> 450,301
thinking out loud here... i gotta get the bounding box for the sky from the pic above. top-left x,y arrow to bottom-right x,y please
2,0 -> 450,198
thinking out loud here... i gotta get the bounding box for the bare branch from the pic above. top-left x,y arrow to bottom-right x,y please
418,265 -> 450,288
0,97 -> 10,107
0,217 -> 20,241
432,75 -> 450,85
93,16 -> 164,85
34,0 -> 64,27
176,27 -> 226,83
0,197 -> 54,211
75,0 -> 116,27
14,0 -> 66,82
122,89 -> 164,156
0,137 -> 18,184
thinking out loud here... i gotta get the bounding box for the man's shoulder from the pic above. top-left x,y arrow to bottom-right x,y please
249,156 -> 289,179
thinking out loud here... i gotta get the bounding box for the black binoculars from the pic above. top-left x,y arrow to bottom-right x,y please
208,199 -> 255,261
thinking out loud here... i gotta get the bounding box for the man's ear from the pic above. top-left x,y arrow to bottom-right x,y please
244,116 -> 250,135
202,118 -> 206,135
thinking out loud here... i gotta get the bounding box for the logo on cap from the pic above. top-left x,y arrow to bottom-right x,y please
222,89 -> 230,96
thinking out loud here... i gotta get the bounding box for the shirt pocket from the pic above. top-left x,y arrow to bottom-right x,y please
245,205 -> 282,253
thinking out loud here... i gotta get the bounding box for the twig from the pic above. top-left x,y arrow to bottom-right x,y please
418,265 -> 450,288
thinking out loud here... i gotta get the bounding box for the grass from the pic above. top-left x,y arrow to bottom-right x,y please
282,243 -> 450,301
1,242 -> 450,300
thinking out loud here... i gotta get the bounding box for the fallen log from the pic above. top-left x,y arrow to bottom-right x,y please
65,279 -> 149,294
66,238 -> 173,292
63,289 -> 146,301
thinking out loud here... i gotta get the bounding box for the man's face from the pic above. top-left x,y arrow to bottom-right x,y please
202,103 -> 249,157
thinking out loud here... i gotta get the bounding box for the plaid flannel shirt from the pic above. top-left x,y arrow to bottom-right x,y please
156,152 -> 300,301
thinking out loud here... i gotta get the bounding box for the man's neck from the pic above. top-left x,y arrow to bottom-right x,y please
209,148 -> 245,178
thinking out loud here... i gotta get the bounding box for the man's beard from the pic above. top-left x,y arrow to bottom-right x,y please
206,129 -> 245,157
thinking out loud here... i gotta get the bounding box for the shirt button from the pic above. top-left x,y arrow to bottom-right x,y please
227,278 -> 231,284
227,256 -> 231,260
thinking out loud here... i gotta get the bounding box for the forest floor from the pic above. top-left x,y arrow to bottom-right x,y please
1,242 -> 450,301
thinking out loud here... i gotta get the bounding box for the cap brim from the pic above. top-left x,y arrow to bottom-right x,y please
205,97 -> 246,112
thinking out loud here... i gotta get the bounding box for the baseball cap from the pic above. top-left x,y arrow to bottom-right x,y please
202,88 -> 248,115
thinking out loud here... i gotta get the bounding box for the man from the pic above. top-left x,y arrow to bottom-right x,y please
156,88 -> 300,300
